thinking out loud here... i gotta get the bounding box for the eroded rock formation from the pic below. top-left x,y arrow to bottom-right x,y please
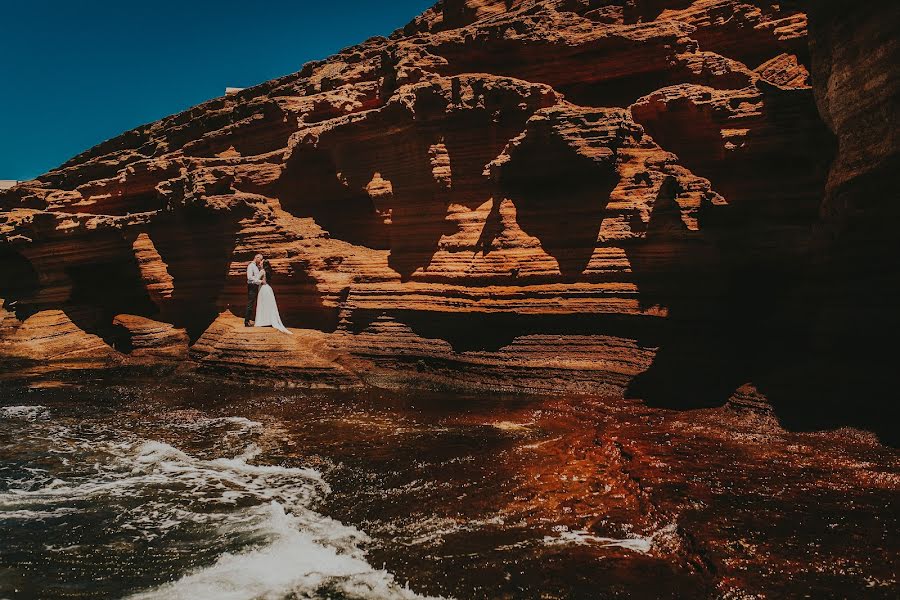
1,0 -> 897,440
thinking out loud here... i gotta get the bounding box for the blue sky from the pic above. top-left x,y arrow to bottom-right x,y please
0,0 -> 435,181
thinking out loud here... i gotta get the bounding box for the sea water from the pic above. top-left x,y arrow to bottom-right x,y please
0,379 -> 896,599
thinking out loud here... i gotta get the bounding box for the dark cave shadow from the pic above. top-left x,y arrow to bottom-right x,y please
621,130 -> 897,444
622,176 -> 771,409
272,146 -> 391,250
271,128 -> 452,281
623,173 -> 820,411
498,130 -> 619,278
0,246 -> 41,320
62,233 -> 159,352
349,308 -> 662,354
149,209 -> 243,342
755,161 -> 900,446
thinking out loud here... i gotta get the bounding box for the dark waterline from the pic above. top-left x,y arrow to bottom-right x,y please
1,377 -> 898,599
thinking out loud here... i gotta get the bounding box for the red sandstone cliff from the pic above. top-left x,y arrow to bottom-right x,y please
1,1 -> 897,439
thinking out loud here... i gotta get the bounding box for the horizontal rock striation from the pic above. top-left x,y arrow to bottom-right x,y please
1,1 -> 896,440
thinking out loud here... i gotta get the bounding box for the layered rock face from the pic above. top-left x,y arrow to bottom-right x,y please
1,1 -> 896,438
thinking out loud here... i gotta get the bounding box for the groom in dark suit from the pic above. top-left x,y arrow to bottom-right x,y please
245,253 -> 264,327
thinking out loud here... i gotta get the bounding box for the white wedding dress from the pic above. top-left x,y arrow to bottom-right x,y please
254,283 -> 292,334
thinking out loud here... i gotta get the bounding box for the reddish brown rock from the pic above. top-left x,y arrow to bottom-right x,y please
111,314 -> 189,360
189,312 -> 361,387
0,310 -> 123,380
0,1 -> 896,440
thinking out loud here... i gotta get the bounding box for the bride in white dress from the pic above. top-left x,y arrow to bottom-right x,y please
254,260 -> 292,335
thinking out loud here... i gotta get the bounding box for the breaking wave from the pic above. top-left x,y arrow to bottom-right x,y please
0,406 -> 443,599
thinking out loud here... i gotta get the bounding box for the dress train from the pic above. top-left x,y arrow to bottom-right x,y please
254,284 -> 292,334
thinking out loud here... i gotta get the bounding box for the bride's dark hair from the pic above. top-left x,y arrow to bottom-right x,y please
262,259 -> 273,283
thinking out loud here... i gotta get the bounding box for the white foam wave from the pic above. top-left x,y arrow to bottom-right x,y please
0,405 -> 50,421
373,515 -> 506,549
165,415 -> 264,432
540,523 -> 678,554
0,507 -> 80,520
2,418 -> 445,600
542,528 -> 653,553
127,501 -> 442,600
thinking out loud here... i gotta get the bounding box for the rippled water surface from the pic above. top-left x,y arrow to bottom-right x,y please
1,378 -> 897,599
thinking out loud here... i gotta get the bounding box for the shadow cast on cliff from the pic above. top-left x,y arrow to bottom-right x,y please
348,307 -> 661,354
272,146 -> 391,251
149,209 -> 243,342
0,247 -> 41,320
273,134 -> 452,281
623,117 -> 897,444
441,107 -> 535,210
62,237 -> 159,352
271,95 -> 544,281
497,127 -> 619,278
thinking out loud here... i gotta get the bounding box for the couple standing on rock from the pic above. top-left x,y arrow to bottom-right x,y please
245,254 -> 292,335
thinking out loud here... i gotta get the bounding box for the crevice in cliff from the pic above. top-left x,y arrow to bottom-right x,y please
683,13 -> 809,72
70,189 -> 163,216
162,106 -> 236,156
556,71 -> 683,110
61,163 -> 182,216
621,0 -> 696,23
